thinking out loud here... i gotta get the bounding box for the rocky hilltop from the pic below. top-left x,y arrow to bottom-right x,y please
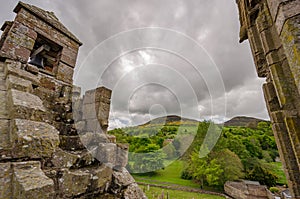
224,116 -> 268,127
142,115 -> 199,125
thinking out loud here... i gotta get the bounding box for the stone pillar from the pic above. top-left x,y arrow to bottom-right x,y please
0,2 -> 146,198
236,0 -> 300,198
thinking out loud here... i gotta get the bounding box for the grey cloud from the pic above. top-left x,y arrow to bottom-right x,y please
0,0 -> 269,128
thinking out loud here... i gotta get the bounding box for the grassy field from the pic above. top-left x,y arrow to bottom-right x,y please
140,186 -> 225,199
271,162 -> 287,185
133,160 -> 201,188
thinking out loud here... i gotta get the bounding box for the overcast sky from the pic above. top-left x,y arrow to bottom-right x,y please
0,0 -> 269,129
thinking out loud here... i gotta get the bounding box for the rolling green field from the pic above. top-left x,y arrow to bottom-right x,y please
140,186 -> 225,199
133,160 -> 200,188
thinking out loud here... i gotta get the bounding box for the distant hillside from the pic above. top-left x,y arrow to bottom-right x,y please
142,115 -> 199,126
224,116 -> 269,127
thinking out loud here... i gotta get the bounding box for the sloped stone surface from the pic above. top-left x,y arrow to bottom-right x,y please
8,89 -> 52,122
123,183 -> 147,199
0,119 -> 10,150
112,167 -> 135,187
0,90 -> 8,119
92,164 -> 113,190
11,119 -> 59,158
52,149 -> 95,169
9,89 -> 45,111
6,74 -> 32,92
0,163 -> 12,199
59,168 -> 91,197
12,161 -> 55,199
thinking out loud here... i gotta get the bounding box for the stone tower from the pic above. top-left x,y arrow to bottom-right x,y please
236,0 -> 300,198
0,2 -> 145,198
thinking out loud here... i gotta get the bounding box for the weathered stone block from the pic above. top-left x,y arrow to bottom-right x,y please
0,90 -> 8,119
256,3 -> 273,33
59,135 -> 86,151
0,163 -> 12,199
61,46 -> 78,67
6,65 -> 40,85
82,103 -> 97,120
56,62 -> 74,84
59,168 -> 91,197
260,27 -> 282,55
72,98 -> 83,121
96,143 -> 117,164
5,59 -> 22,69
6,74 -> 32,92
10,119 -> 59,158
262,82 -> 280,112
270,63 -> 288,107
25,63 -> 39,75
265,46 -> 285,65
0,40 -> 31,63
80,132 -> 109,147
280,15 -> 300,95
83,87 -> 112,104
12,161 -> 55,199
275,0 -> 300,34
0,79 -> 6,91
7,89 -> 51,121
116,144 -> 129,168
8,89 -> 45,111
92,164 -> 113,190
52,149 -> 95,169
0,119 -> 10,150
10,21 -> 37,40
6,30 -> 35,50
123,183 -> 147,199
52,149 -> 80,168
110,167 -> 135,194
266,0 -> 289,21
285,117 -> 300,160
85,119 -> 102,132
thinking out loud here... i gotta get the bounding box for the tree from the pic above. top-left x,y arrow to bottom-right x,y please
215,149 -> 244,184
128,144 -> 166,173
187,150 -> 224,187
247,165 -> 278,187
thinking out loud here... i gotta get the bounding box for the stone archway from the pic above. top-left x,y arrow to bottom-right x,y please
235,0 -> 300,198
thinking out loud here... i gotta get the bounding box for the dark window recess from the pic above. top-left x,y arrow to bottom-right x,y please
29,34 -> 62,73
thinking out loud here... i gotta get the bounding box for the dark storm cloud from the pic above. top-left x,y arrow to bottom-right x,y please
0,0 -> 269,129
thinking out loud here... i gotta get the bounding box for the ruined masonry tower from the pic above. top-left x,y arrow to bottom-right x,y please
0,2 -> 146,199
236,0 -> 300,198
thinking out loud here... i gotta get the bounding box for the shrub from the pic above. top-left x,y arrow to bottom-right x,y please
269,187 -> 279,193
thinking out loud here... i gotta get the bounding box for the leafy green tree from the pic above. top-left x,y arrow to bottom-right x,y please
215,149 -> 244,184
247,165 -> 278,187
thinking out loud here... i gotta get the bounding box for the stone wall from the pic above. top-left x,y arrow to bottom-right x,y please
224,181 -> 273,199
236,0 -> 300,198
0,2 -> 146,199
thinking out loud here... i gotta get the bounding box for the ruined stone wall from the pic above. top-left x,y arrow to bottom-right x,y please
224,181 -> 272,199
224,180 -> 275,199
0,2 -> 146,199
236,0 -> 300,198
